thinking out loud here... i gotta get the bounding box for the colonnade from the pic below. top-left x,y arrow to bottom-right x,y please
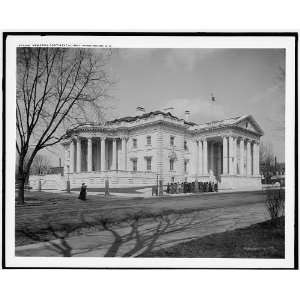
193,136 -> 260,177
68,136 -> 128,173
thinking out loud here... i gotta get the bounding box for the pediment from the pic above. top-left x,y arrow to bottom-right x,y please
234,115 -> 264,136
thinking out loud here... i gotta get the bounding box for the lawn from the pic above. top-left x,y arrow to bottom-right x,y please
141,217 -> 285,258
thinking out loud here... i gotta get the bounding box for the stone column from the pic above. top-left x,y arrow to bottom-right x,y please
209,142 -> 214,174
121,137 -> 127,170
222,136 -> 228,175
256,142 -> 260,175
246,139 -> 252,176
100,137 -> 106,171
253,141 -> 260,175
203,138 -> 208,175
76,137 -> 81,173
87,137 -> 92,172
112,138 -> 117,170
69,140 -> 74,173
217,143 -> 222,174
232,137 -> 237,175
239,138 -> 244,176
198,140 -> 203,175
228,136 -> 234,175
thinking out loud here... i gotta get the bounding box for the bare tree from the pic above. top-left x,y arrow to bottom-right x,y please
30,154 -> 51,175
16,47 -> 112,204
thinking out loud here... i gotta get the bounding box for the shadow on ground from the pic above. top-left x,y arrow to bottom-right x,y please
18,211 -> 199,257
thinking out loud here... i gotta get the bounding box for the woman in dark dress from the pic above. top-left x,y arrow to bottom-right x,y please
78,183 -> 87,200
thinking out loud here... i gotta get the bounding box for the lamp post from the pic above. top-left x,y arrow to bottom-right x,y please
38,171 -> 42,192
156,173 -> 159,196
66,165 -> 70,193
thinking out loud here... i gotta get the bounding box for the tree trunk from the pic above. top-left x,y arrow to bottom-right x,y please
16,176 -> 25,205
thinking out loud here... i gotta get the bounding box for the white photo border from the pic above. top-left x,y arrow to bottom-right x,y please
3,32 -> 298,269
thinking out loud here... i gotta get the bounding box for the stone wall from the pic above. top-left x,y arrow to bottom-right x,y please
29,171 -> 157,190
219,175 -> 262,190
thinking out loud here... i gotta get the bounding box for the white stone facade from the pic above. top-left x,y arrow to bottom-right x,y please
60,111 -> 263,190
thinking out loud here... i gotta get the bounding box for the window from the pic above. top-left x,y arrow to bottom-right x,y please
169,159 -> 174,171
184,140 -> 188,151
170,136 -> 175,146
146,157 -> 152,170
184,160 -> 188,173
133,138 -> 137,149
146,135 -> 151,145
132,159 -> 137,171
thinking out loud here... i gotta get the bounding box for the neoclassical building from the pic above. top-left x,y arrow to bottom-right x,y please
60,110 -> 263,190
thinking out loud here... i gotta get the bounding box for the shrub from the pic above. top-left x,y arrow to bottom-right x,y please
265,189 -> 285,220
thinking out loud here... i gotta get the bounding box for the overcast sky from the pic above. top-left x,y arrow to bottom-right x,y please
107,48 -> 285,162
47,48 -> 285,164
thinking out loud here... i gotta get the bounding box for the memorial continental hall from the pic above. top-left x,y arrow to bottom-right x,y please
51,110 -> 263,190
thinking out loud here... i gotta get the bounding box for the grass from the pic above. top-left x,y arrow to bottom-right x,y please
141,217 -> 285,258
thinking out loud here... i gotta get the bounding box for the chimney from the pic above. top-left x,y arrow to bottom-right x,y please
136,106 -> 145,116
185,110 -> 190,121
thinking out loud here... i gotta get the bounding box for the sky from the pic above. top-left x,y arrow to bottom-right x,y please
107,48 -> 285,161
47,48 -> 285,164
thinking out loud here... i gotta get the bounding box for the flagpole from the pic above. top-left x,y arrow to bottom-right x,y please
210,93 -> 216,121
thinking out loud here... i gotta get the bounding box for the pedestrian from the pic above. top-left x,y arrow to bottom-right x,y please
214,182 -> 218,192
78,183 -> 87,201
166,183 -> 170,194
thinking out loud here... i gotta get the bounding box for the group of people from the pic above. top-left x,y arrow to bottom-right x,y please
166,180 -> 218,194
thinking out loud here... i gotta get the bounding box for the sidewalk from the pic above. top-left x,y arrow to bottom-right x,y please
37,185 -> 276,200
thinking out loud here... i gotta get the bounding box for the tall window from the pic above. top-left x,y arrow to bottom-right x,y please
170,136 -> 175,146
169,159 -> 174,171
132,159 -> 137,171
184,160 -> 188,173
146,157 -> 152,170
146,135 -> 151,145
184,140 -> 188,151
133,138 -> 137,149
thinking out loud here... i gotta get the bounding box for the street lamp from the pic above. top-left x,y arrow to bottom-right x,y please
66,165 -> 71,193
